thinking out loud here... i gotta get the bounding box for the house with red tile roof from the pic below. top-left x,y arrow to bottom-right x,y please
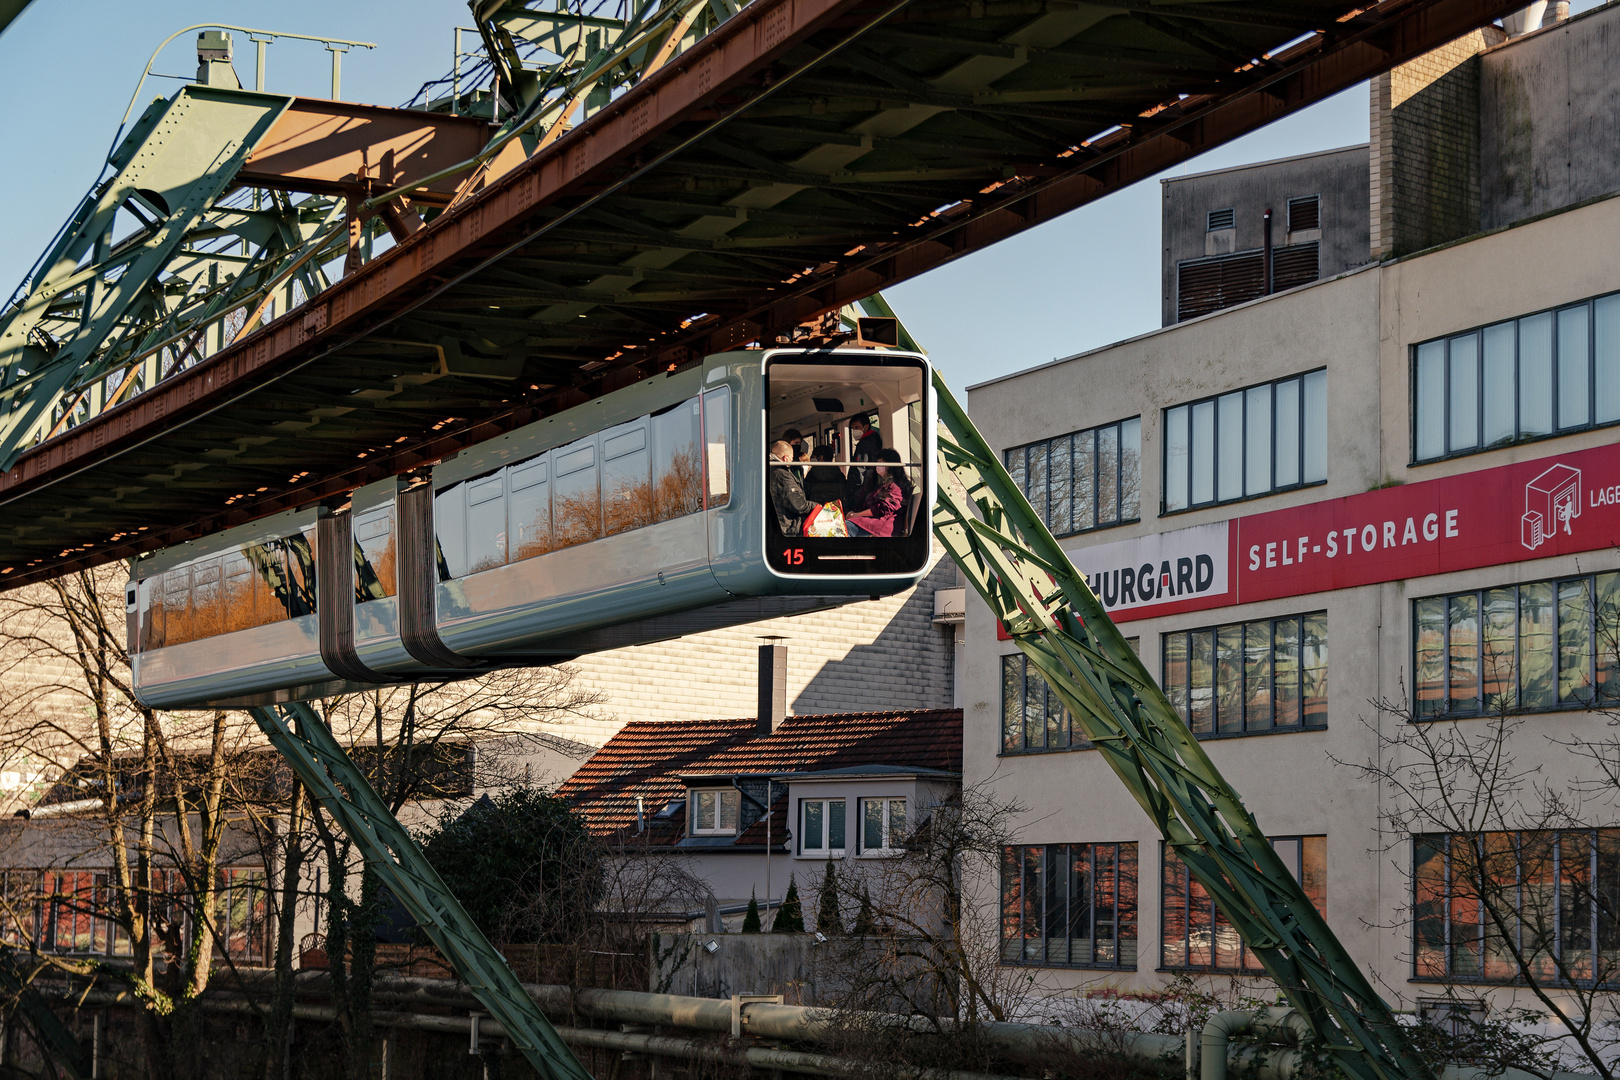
558,708 -> 962,926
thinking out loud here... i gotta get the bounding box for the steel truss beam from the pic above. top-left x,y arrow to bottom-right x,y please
929,372 -> 1433,1080
247,702 -> 594,1080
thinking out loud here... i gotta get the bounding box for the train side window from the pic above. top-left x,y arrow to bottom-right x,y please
142,577 -> 169,651
553,437 -> 601,550
285,530 -> 318,617
509,459 -> 551,560
221,551 -> 258,632
466,474 -> 508,574
163,567 -> 193,646
243,540 -> 291,625
603,419 -> 652,537
435,486 -> 469,580
703,387 -> 731,508
653,398 -> 702,523
353,506 -> 397,600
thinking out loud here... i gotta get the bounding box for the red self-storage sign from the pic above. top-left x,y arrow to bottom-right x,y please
1237,441 -> 1620,603
1059,441 -> 1620,626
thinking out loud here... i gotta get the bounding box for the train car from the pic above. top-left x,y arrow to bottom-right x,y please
127,346 -> 936,708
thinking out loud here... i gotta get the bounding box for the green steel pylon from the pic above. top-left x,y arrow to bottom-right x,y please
930,371 -> 1432,1080
248,702 -> 594,1080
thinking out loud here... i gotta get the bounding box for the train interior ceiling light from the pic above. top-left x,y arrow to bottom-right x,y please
125,348 -> 934,710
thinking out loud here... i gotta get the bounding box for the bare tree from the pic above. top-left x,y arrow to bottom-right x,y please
1336,694 -> 1620,1079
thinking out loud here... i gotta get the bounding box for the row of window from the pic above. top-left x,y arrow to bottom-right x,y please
1414,572 -> 1620,719
1002,829 -> 1620,984
1005,572 -> 1620,757
1004,287 -> 1620,531
998,838 -> 1320,972
0,867 -> 266,962
1004,418 -> 1141,537
1414,292 -> 1620,462
437,389 -> 731,580
688,790 -> 906,855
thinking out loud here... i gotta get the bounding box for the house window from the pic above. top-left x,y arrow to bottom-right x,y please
1162,836 -> 1324,971
691,789 -> 740,835
1207,208 -> 1234,232
1412,292 -> 1620,463
217,867 -> 268,961
1414,830 -> 1620,985
860,798 -> 907,854
1162,612 -> 1327,735
800,798 -> 846,855
1000,843 -> 1137,969
1004,418 -> 1141,537
1163,370 -> 1326,512
1413,572 -> 1620,719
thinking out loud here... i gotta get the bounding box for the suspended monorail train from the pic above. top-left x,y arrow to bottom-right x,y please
125,348 -> 935,708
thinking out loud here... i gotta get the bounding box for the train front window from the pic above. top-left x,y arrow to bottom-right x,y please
764,352 -> 929,576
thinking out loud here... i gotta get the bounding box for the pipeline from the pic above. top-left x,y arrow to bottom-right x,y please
56,970 -> 1602,1080
1187,1007 -> 1601,1080
66,986 -> 1019,1080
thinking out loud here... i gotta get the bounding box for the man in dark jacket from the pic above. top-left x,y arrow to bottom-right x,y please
768,440 -> 817,536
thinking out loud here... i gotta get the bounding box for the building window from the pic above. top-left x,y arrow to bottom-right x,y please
1287,195 -> 1320,233
1413,572 -> 1620,719
800,798 -> 846,855
1002,653 -> 1075,754
1162,836 -> 1324,971
860,798 -> 907,854
1162,612 -> 1327,735
1004,418 -> 1141,537
691,789 -> 740,835
1207,208 -> 1234,232
1001,645 -> 1137,754
1414,830 -> 1620,985
1412,292 -> 1620,463
1000,843 -> 1137,969
1163,370 -> 1326,512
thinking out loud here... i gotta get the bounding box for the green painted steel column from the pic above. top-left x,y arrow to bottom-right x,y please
929,371 -> 1432,1080
248,702 -> 596,1080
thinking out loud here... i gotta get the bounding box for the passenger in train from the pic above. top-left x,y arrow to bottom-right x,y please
767,440 -> 818,536
803,444 -> 846,504
846,449 -> 912,538
845,415 -> 883,507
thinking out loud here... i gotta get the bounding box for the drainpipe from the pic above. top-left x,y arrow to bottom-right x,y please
1261,209 -> 1274,295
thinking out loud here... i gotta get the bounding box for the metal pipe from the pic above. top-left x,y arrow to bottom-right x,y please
69,987 -> 1022,1080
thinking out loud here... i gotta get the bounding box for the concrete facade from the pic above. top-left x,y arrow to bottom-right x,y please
964,13 -> 1620,1013
1161,145 -> 1371,326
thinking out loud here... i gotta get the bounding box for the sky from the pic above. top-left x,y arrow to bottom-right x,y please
0,3 -> 1548,392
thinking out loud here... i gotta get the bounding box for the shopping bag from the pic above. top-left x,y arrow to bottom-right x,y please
802,500 -> 848,538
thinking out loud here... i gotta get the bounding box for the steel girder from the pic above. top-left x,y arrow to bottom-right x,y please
0,87 -> 306,471
247,702 -> 595,1080
929,372 -> 1434,1080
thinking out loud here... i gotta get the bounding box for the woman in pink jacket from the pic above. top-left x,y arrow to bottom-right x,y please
846,449 -> 912,538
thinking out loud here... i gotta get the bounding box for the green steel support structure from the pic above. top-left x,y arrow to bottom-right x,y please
246,702 -> 594,1080
930,372 -> 1432,1080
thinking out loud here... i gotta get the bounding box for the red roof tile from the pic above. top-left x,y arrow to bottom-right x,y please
560,709 -> 961,839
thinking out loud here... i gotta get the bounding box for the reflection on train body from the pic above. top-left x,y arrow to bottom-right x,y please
127,348 -> 933,708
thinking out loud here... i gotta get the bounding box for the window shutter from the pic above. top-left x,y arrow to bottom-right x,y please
1176,252 -> 1264,321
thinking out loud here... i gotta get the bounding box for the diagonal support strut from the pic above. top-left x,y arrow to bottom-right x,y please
928,371 -> 1433,1080
248,702 -> 595,1080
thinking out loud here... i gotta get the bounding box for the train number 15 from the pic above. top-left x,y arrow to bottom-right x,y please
782,548 -> 804,565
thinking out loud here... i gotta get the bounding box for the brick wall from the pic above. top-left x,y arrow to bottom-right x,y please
1370,28 -> 1502,259
547,549 -> 958,745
